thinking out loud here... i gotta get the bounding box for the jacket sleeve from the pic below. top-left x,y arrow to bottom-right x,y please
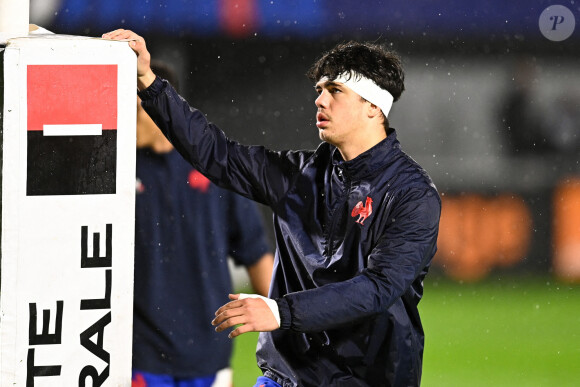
138,76 -> 309,207
277,187 -> 441,332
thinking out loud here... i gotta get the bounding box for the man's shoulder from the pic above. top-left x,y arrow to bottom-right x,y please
386,148 -> 438,194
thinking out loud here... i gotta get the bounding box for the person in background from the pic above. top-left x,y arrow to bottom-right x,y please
104,29 -> 440,387
132,61 -> 274,387
499,57 -> 549,156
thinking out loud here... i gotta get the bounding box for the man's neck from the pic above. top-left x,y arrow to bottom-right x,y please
137,137 -> 174,154
337,130 -> 387,161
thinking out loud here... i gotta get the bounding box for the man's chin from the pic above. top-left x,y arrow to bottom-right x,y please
318,130 -> 335,145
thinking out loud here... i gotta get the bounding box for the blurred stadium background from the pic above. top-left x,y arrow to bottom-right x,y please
29,0 -> 580,385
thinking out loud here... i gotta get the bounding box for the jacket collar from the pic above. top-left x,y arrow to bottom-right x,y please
331,128 -> 399,180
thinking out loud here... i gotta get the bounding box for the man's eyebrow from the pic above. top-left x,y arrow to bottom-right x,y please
314,81 -> 342,89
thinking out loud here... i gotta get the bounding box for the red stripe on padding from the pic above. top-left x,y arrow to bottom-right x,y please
27,65 -> 117,131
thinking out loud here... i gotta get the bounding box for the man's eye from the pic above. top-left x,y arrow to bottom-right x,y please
331,88 -> 342,93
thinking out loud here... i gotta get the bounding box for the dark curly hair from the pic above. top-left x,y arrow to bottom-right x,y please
307,41 -> 405,125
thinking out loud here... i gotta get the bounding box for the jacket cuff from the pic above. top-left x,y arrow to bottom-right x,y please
137,75 -> 164,101
275,297 -> 292,330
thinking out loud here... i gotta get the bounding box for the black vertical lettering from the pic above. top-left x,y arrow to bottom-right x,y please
78,223 -> 114,385
80,269 -> 112,310
81,224 -> 112,268
26,348 -> 62,387
79,312 -> 111,363
28,301 -> 63,345
78,365 -> 110,387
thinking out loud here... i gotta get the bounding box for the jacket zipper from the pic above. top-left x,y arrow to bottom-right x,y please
325,167 -> 351,257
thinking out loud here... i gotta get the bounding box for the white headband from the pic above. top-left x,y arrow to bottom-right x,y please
320,71 -> 394,117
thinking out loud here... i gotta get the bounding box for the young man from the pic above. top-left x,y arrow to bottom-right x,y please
132,61 -> 274,387
104,29 -> 441,387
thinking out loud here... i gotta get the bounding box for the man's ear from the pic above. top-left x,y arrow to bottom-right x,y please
367,103 -> 382,119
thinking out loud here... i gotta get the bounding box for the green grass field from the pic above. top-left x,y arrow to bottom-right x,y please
231,275 -> 580,386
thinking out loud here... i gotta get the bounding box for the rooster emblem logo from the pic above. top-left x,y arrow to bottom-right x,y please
351,196 -> 373,225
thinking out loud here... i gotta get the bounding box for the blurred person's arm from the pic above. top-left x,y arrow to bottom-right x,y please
246,253 -> 274,297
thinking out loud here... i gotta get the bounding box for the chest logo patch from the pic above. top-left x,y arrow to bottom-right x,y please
351,196 -> 373,225
188,169 -> 211,192
135,177 -> 145,194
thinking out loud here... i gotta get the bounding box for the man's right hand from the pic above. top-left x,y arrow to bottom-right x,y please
212,294 -> 280,339
102,29 -> 156,91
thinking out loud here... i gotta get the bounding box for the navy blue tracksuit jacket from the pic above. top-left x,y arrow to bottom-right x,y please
139,77 -> 441,387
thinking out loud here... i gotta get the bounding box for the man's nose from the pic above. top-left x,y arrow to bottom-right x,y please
315,91 -> 328,108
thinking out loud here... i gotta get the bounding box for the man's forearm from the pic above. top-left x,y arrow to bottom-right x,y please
248,253 -> 275,296
137,68 -> 156,91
